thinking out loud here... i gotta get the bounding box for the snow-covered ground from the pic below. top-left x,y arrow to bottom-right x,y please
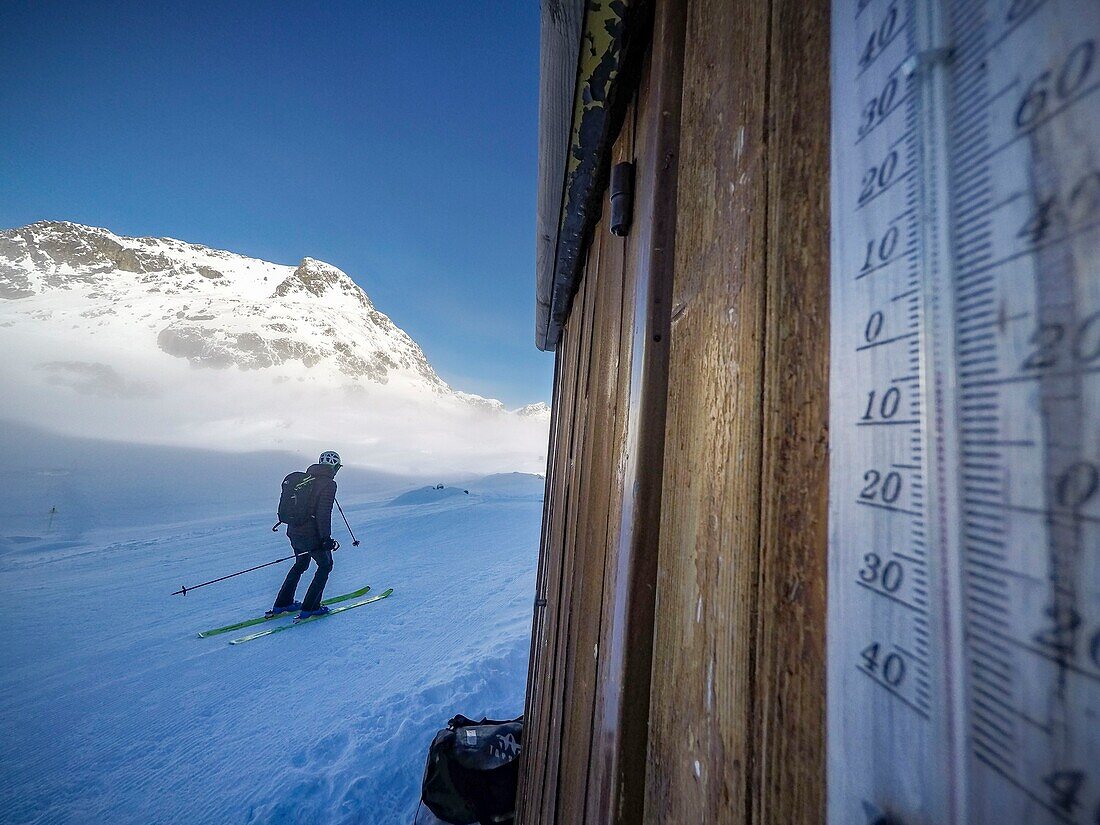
0,473 -> 541,824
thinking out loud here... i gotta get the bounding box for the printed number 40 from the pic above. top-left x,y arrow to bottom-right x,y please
860,642 -> 905,686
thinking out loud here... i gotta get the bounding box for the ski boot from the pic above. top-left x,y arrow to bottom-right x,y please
295,605 -> 332,621
266,601 -> 301,618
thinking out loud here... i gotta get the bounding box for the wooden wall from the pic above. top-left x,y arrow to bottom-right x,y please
644,0 -> 830,821
519,1 -> 685,817
520,0 -> 830,822
519,121 -> 634,824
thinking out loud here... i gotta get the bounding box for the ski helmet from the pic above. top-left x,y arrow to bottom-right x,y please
318,450 -> 342,468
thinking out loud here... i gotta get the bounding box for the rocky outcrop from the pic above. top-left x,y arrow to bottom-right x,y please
273,258 -> 373,309
514,402 -> 551,418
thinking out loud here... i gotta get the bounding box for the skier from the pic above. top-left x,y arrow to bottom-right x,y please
270,450 -> 342,619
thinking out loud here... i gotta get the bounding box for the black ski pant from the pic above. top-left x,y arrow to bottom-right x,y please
274,535 -> 333,612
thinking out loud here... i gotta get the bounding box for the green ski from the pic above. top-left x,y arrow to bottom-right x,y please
198,585 -> 372,638
228,588 -> 394,645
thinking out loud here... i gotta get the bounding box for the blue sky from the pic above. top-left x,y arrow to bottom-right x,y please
0,1 -> 553,407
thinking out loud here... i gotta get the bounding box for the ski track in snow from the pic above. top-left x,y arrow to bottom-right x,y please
0,492 -> 539,824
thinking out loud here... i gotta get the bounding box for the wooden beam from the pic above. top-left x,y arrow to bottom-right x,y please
586,0 -> 686,820
537,0 -> 651,351
751,0 -> 829,820
536,0 -> 585,350
645,0 -> 830,821
645,0 -> 772,818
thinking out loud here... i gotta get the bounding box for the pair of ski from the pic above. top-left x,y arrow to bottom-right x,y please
198,584 -> 393,645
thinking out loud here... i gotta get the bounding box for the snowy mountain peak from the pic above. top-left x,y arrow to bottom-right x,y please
0,221 -> 445,389
273,257 -> 374,312
0,221 -> 550,473
515,402 -> 551,418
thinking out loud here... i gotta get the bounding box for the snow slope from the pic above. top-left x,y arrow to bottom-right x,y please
0,421 -> 416,534
462,473 -> 546,501
390,486 -> 469,506
0,475 -> 541,824
0,221 -> 549,475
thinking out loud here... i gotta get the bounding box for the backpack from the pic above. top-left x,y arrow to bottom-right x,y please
277,471 -> 315,527
419,715 -> 523,825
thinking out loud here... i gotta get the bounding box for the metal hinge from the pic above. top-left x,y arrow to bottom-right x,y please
609,161 -> 635,236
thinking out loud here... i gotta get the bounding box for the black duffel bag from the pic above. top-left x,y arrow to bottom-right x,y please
419,714 -> 523,825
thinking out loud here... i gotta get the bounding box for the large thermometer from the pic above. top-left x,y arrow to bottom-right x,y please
829,0 -> 1100,822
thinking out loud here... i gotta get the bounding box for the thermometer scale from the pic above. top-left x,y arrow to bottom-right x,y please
829,0 -> 1100,822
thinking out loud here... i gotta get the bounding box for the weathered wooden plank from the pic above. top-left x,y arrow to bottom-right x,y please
644,0 -> 772,820
752,0 -> 830,822
583,101 -> 641,825
517,348 -> 561,812
566,98 -> 639,824
586,0 -> 686,819
556,199 -> 628,822
523,318 -> 577,813
519,236 -> 593,823
539,228 -> 602,823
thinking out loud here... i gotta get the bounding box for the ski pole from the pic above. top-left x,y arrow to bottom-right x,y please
172,543 -> 340,596
334,498 -> 361,546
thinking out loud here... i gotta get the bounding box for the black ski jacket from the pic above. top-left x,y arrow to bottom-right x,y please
287,463 -> 337,544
